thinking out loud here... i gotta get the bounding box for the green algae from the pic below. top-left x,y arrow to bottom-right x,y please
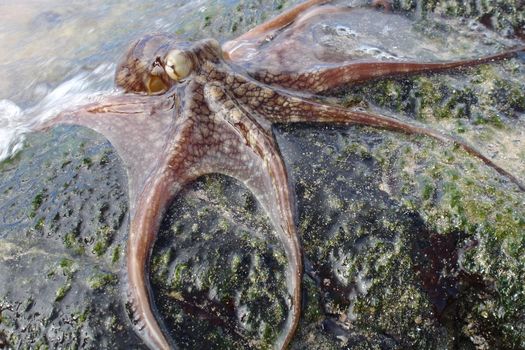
54,282 -> 72,302
111,244 -> 121,264
0,121 -> 135,346
92,225 -> 115,257
1,1 -> 524,349
30,190 -> 47,218
53,258 -> 78,302
63,231 -> 86,256
364,133 -> 525,347
88,272 -> 118,290
149,175 -> 289,348
345,57 -> 524,133
170,262 -> 188,289
395,0 -> 525,36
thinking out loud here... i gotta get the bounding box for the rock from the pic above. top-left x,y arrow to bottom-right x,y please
1,1 -> 524,349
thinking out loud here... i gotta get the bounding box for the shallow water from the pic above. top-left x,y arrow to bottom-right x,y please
2,0 -> 521,163
0,0 -> 188,160
0,0 -> 303,161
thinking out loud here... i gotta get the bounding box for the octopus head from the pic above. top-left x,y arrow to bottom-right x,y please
115,33 -> 222,95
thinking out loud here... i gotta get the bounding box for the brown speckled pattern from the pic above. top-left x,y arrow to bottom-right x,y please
42,0 -> 525,349
115,33 -> 188,94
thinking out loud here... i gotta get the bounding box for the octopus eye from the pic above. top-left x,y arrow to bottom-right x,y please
164,49 -> 193,81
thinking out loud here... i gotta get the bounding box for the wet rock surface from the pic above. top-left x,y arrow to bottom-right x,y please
1,1 -> 525,349
0,126 -> 140,348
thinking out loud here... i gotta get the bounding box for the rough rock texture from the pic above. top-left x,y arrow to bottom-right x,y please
0,127 -> 139,348
1,1 -> 524,349
393,0 -> 525,38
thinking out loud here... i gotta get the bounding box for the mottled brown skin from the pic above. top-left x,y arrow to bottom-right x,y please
115,33 -> 188,95
39,1 -> 525,349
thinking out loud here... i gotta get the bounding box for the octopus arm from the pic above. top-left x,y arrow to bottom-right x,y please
256,47 -> 525,93
125,117 -> 236,350
253,88 -> 525,191
35,94 -> 187,348
126,168 -> 182,350
222,0 -> 329,62
105,89 -> 304,349
37,94 -> 176,212
223,1 -> 524,94
203,84 -> 303,349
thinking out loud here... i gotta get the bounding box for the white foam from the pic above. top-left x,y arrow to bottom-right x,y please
0,63 -> 116,162
0,99 -> 27,160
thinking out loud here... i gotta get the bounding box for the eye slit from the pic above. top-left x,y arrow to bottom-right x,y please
152,57 -> 163,67
147,76 -> 168,94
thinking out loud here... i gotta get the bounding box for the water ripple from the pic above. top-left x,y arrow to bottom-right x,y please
0,63 -> 115,162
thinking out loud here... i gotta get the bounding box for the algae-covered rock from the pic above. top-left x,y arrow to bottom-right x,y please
0,127 -> 137,348
394,0 -> 524,37
1,0 -> 524,349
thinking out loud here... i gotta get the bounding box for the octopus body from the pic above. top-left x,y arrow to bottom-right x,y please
39,1 -> 525,349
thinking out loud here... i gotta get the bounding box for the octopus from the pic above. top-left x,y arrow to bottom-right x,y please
36,0 -> 525,348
